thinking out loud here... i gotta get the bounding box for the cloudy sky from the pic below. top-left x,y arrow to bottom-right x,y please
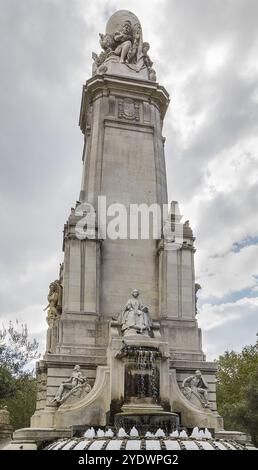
0,0 -> 258,360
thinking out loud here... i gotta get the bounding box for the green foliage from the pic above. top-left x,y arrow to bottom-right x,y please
0,365 -> 16,400
1,375 -> 37,430
0,320 -> 40,430
0,320 -> 39,376
216,337 -> 258,444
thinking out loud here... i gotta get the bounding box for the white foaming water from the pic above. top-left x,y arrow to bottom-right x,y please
130,427 -> 139,437
190,427 -> 200,439
155,428 -> 166,437
179,430 -> 188,438
117,427 -> 128,438
204,428 -> 212,439
170,430 -> 179,437
84,427 -> 95,438
105,428 -> 114,437
97,428 -> 105,437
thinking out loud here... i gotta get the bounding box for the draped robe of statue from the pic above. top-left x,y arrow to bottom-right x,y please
118,291 -> 153,336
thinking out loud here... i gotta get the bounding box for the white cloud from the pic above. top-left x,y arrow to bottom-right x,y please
204,41 -> 232,75
197,239 -> 258,300
199,296 -> 258,330
199,296 -> 258,359
1,304 -> 47,356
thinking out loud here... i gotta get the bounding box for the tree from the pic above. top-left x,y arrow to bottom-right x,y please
227,368 -> 258,446
0,365 -> 16,400
4,375 -> 38,430
0,320 -> 39,376
0,320 -> 40,429
216,336 -> 258,444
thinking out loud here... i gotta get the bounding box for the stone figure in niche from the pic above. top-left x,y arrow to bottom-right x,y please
44,279 -> 62,353
182,370 -> 211,408
117,289 -> 153,337
53,365 -> 91,405
44,280 -> 62,326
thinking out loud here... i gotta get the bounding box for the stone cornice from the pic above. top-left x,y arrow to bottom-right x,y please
79,74 -> 170,134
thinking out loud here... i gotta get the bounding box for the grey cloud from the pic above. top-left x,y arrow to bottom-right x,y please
0,1 -> 90,315
196,181 -> 258,251
159,0 -> 258,201
202,307 -> 258,360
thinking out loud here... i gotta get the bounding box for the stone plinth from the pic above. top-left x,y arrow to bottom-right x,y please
0,408 -> 12,448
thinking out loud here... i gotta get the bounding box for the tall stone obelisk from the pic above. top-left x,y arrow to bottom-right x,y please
29,10 -> 222,435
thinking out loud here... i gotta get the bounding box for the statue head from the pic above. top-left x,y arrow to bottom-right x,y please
133,22 -> 141,35
122,20 -> 132,34
49,281 -> 58,293
74,365 -> 81,372
99,33 -> 114,51
131,289 -> 139,298
195,370 -> 202,378
142,42 -> 150,54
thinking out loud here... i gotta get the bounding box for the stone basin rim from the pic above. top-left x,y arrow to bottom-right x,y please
115,411 -> 178,416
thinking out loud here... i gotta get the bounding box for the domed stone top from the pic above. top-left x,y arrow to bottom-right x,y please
105,10 -> 141,35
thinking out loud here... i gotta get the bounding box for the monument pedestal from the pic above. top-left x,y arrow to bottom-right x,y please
7,9 -> 241,450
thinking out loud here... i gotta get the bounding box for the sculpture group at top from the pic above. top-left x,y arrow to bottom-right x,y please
92,11 -> 156,81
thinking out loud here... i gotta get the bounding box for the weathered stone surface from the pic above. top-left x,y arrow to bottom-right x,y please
12,10 -> 229,446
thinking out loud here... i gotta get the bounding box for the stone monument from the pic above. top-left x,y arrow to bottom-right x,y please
9,9 -> 244,449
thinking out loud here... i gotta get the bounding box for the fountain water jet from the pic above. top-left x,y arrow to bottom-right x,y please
114,344 -> 179,434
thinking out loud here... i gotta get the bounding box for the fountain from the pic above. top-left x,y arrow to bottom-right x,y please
114,344 -> 179,434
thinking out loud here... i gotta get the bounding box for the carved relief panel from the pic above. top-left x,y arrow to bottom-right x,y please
118,98 -> 140,121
